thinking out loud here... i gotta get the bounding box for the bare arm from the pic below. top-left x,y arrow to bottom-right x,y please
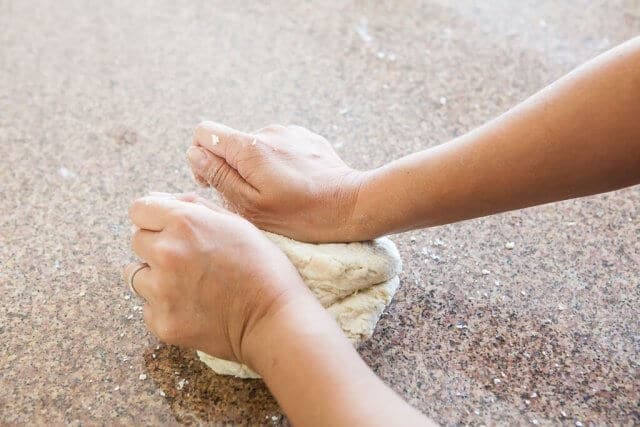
132,36 -> 640,427
188,36 -> 640,242
354,36 -> 640,236
244,296 -> 432,427
126,193 -> 433,426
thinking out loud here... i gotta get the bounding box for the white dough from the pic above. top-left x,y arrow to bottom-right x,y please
327,276 -> 399,347
263,231 -> 401,306
197,232 -> 402,379
196,352 -> 261,379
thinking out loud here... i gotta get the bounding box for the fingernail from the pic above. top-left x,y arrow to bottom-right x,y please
187,146 -> 208,170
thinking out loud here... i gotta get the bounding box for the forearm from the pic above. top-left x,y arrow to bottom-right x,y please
353,37 -> 640,237
244,297 -> 432,426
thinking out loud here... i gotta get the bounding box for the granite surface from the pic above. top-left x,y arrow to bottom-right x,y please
1,0 -> 639,425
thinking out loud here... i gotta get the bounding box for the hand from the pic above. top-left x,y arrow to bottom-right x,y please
123,192 -> 321,367
187,122 -> 368,243
123,192 -> 432,425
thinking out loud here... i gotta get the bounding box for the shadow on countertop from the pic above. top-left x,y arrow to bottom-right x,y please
144,345 -> 285,425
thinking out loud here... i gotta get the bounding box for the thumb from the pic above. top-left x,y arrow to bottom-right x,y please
187,146 -> 257,204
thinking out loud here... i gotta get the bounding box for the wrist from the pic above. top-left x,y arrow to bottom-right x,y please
240,288 -> 338,376
240,283 -> 429,426
331,169 -> 371,241
347,168 -> 388,240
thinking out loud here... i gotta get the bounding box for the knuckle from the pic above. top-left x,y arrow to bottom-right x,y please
240,137 -> 269,163
154,242 -> 184,267
169,209 -> 194,231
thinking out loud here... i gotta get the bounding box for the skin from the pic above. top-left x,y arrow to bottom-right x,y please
124,193 -> 428,426
126,37 -> 639,426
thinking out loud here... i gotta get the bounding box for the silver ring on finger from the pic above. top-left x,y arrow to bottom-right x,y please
128,262 -> 149,298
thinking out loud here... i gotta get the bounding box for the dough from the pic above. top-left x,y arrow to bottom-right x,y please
197,352 -> 261,379
197,232 -> 402,379
327,276 -> 399,347
263,231 -> 401,306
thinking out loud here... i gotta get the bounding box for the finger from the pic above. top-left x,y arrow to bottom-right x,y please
186,146 -> 258,204
171,192 -> 226,212
131,229 -> 161,266
129,195 -> 184,231
123,262 -> 155,302
193,121 -> 255,170
187,145 -> 218,186
191,169 -> 209,187
185,153 -> 209,187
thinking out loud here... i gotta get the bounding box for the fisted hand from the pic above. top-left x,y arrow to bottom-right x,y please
123,193 -> 317,368
187,122 -> 367,243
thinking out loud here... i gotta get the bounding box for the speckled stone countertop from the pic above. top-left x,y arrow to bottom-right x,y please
1,1 -> 638,425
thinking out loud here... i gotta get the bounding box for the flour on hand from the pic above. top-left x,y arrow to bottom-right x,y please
197,232 -> 403,379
